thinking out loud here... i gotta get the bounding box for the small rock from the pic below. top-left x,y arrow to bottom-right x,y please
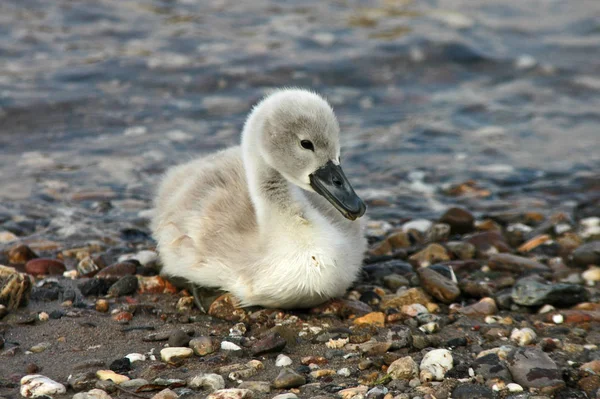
124,353 -> 146,363
68,372 -> 98,392
271,394 -> 297,399
409,244 -> 450,267
190,336 -> 218,356
571,241 -> 600,267
582,266 -> 600,283
353,311 -> 385,327
440,207 -> 475,234
251,331 -> 286,356
188,373 -> 225,392
160,347 -> 193,363
426,223 -> 451,242
510,327 -> 537,346
272,368 -> 306,389
78,278 -> 113,297
506,383 -> 523,392
96,262 -> 137,279
109,358 -> 130,374
451,384 -> 494,399
446,241 -> 476,260
457,297 -> 497,316
337,386 -> 368,399
206,388 -> 253,399
419,349 -> 453,382
29,342 -> 51,353
20,374 -> 66,397
488,253 -> 550,273
388,356 -> 418,380
381,288 -> 432,309
25,259 -> 66,276
383,274 -> 410,290
96,370 -> 129,384
0,265 -> 33,309
471,353 -> 512,381
511,278 -> 589,307
402,219 -> 433,233
112,311 -> 133,323
506,347 -> 565,392
72,388 -> 113,399
237,381 -> 270,393
120,379 -> 149,390
77,256 -> 102,278
275,354 -> 293,367
168,329 -> 191,348
137,276 -> 177,294
107,275 -> 138,297
95,299 -> 109,313
151,388 -> 178,399
337,367 -> 351,377
417,267 -> 460,303
208,293 -> 247,321
8,244 -> 38,264
221,341 -> 242,351
467,231 -> 511,257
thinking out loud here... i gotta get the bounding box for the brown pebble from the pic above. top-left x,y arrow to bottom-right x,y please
96,262 -> 137,279
207,293 -> 247,322
457,297 -> 498,316
353,312 -> 385,327
25,258 -> 66,276
95,299 -> 109,313
25,363 -> 40,373
417,267 -> 460,304
409,244 -> 450,267
112,311 -> 133,323
8,244 -> 38,264
439,207 -> 475,235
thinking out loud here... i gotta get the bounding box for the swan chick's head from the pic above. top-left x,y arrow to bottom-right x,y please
246,88 -> 366,220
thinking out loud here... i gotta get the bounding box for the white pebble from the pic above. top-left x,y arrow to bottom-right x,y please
580,217 -> 600,239
272,394 -> 299,399
402,219 -> 433,233
188,373 -> 225,392
160,347 -> 193,362
73,389 -> 113,399
337,367 -> 351,377
419,349 -> 453,382
220,341 -> 242,351
325,338 -> 348,349
95,370 -> 130,384
515,54 -> 537,69
552,314 -> 564,324
538,304 -> 555,314
125,353 -> 146,363
507,383 -> 524,392
20,375 -> 66,398
275,354 -> 293,367
510,327 -> 537,346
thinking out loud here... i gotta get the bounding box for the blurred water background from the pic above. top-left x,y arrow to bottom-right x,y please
0,0 -> 598,245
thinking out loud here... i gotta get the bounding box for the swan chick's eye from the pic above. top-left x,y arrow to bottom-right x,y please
300,140 -> 314,151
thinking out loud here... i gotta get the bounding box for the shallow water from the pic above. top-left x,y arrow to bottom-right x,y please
0,0 -> 599,246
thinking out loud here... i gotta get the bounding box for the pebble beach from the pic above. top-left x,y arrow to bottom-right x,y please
1,0 -> 600,398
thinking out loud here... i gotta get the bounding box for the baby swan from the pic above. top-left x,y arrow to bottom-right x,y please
152,88 -> 367,309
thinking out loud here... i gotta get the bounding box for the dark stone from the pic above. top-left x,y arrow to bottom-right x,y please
467,231 -> 511,257
511,278 -> 589,307
25,259 -> 66,276
571,241 -> 600,268
108,275 -> 138,297
78,278 -> 113,296
168,329 -> 191,348
96,262 -> 138,279
273,368 -> 306,389
440,207 -> 475,235
49,310 -> 64,319
62,288 -> 77,302
359,291 -> 381,307
30,285 -> 62,301
68,371 -> 97,392
506,347 -> 565,392
488,253 -> 550,274
472,353 -> 512,381
446,337 -> 467,348
252,331 -> 286,356
451,384 -> 494,399
362,260 -> 414,282
428,264 -> 453,279
109,357 -> 131,374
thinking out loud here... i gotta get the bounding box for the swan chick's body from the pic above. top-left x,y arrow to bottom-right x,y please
152,89 -> 367,308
